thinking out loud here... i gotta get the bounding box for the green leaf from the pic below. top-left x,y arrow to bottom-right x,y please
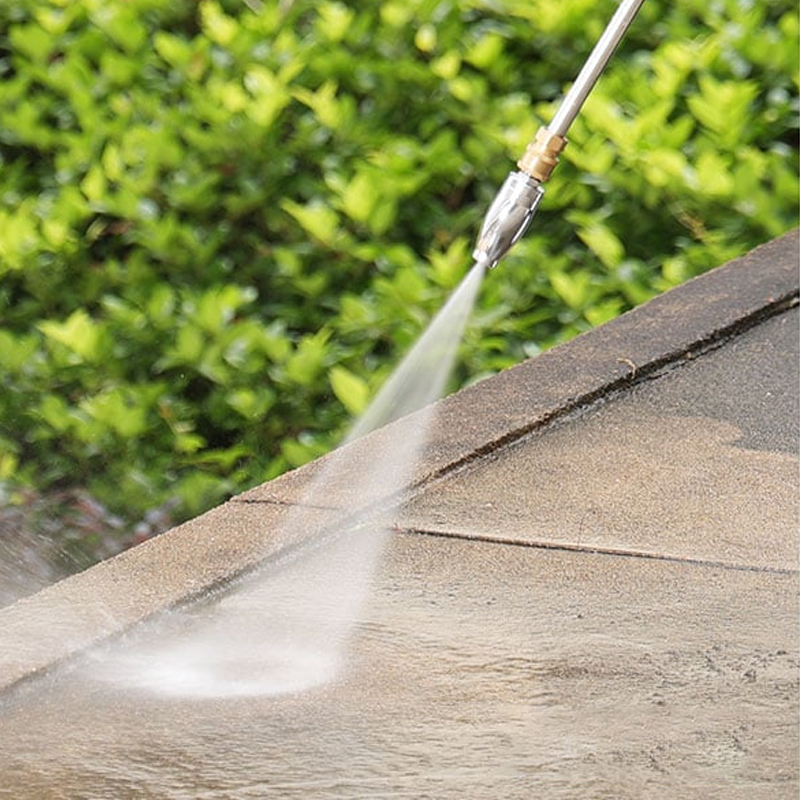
41,217 -> 72,248
694,150 -> 734,198
428,237 -> 471,288
154,31 -> 192,69
0,330 -> 38,372
147,285 -> 177,326
687,76 -> 759,149
36,394 -> 75,434
175,432 -> 207,454
330,365 -> 370,415
415,24 -> 437,54
576,223 -> 625,269
465,33 -> 504,70
432,51 -> 461,80
80,165 -> 107,204
281,199 -> 341,243
340,171 -> 380,226
316,1 -> 355,43
9,23 -> 53,62
199,0 -> 237,47
90,5 -> 147,52
283,330 -> 331,387
38,310 -> 106,363
584,298 -> 623,327
640,149 -> 688,188
293,80 -> 346,129
192,285 -> 257,334
226,387 -> 275,420
0,451 -> 18,481
80,389 -> 149,438
550,270 -> 592,311
243,65 -> 291,127
0,206 -> 39,272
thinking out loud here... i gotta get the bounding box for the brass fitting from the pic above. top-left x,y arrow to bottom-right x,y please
517,126 -> 568,183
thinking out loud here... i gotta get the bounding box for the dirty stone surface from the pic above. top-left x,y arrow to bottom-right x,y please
398,307 -> 799,572
0,536 -> 795,799
0,233 -> 797,798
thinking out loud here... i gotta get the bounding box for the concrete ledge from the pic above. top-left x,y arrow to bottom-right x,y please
0,230 -> 797,695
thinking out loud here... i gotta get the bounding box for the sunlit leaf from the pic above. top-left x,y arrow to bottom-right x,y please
576,223 -> 625,269
38,310 -> 106,363
330,365 -> 370,415
281,199 -> 341,243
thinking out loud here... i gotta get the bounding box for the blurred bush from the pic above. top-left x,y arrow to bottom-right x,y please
0,0 -> 797,548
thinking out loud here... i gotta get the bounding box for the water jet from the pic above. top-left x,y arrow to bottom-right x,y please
89,260 -> 486,698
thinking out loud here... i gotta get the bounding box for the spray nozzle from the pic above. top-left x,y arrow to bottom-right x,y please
473,0 -> 646,268
472,171 -> 544,269
473,127 -> 566,269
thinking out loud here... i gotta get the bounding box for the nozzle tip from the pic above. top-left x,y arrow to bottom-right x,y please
473,172 -> 545,269
471,250 -> 493,270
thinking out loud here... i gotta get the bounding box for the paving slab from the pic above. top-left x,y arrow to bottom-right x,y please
398,307 -> 799,571
0,231 -> 797,797
0,535 -> 795,799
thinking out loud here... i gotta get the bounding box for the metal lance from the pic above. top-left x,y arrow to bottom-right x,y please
474,0 -> 648,268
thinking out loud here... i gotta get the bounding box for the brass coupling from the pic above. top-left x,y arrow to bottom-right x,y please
517,126 -> 568,183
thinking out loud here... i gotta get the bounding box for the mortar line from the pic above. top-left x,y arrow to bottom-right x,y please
231,497 -> 340,511
395,526 -> 798,576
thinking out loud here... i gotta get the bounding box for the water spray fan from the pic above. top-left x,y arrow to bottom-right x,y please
474,0 -> 647,268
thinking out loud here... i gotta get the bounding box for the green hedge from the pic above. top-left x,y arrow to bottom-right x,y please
0,0 -> 797,533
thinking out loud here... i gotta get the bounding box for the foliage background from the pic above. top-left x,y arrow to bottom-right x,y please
0,0 -> 797,567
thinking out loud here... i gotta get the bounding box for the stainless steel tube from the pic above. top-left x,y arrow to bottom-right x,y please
548,0 -> 647,137
474,0 -> 648,267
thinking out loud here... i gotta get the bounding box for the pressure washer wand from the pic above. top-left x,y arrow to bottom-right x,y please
473,0 -> 647,268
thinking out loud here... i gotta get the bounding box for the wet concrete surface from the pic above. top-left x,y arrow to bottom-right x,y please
0,233 -> 797,797
0,533 -> 795,799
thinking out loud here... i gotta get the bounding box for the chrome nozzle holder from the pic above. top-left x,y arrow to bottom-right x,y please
473,127 -> 566,269
472,171 -> 545,269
